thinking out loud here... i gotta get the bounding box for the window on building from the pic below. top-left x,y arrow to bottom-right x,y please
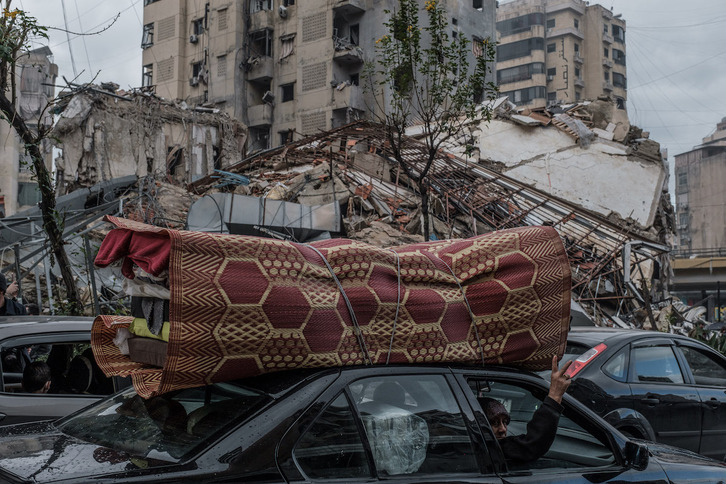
574,67 -> 580,79
452,30 -> 458,39
280,34 -> 295,61
279,130 -> 293,146
678,170 -> 688,187
249,126 -> 270,152
452,17 -> 458,25
501,86 -> 546,105
473,0 -> 483,10
350,24 -> 360,45
615,96 -> 625,109
604,47 -> 609,58
574,43 -> 580,53
497,38 -> 545,62
547,67 -> 556,77
192,61 -> 204,78
281,82 -> 295,102
283,0 -> 295,5
350,72 -> 360,86
17,182 -> 41,207
142,64 -> 153,87
547,92 -> 556,102
613,49 -> 625,66
603,24 -> 609,33
546,18 -> 555,29
496,12 -> 544,36
612,72 -> 626,88
142,23 -> 154,48
192,18 -> 204,36
250,29 -> 273,57
575,90 -> 581,101
574,18 -> 579,29
144,0 -> 160,5
547,42 -> 556,53
612,24 -> 625,43
604,71 -> 610,82
251,0 -> 272,12
497,62 -> 544,84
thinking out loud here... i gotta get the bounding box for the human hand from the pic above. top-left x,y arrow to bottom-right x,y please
6,280 -> 19,299
548,355 -> 572,404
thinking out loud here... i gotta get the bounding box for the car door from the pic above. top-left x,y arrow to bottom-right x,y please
0,332 -> 119,425
627,339 -> 701,452
676,342 -> 726,460
279,367 -> 502,483
453,370 -> 670,483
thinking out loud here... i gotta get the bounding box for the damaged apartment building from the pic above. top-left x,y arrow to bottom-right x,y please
140,0 -> 496,153
52,87 -> 247,193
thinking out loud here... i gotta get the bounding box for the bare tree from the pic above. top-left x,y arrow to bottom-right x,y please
0,2 -> 83,314
365,0 -> 498,240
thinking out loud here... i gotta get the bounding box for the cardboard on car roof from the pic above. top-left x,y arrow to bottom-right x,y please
92,216 -> 571,398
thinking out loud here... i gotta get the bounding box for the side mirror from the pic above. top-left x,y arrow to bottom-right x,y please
624,440 -> 649,471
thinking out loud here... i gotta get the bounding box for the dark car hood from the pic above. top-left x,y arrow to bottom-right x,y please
0,421 -> 176,482
645,441 -> 726,480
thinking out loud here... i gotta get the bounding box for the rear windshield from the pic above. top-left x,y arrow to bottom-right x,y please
57,382 -> 271,462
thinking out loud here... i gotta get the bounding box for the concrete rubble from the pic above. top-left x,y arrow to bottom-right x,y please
9,88 -> 714,333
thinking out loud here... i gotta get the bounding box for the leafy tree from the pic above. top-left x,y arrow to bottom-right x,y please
0,2 -> 83,314
365,0 -> 498,240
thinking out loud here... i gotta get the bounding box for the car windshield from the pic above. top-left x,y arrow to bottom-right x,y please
56,382 -> 271,462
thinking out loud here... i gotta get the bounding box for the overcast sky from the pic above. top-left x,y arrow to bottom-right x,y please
16,0 -> 726,165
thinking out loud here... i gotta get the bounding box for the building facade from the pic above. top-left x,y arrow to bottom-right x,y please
674,118 -> 726,255
495,0 -> 626,110
141,0 -> 497,153
0,47 -> 57,218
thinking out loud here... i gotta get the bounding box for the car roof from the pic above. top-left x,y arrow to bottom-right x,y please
567,326 -> 692,347
0,316 -> 94,340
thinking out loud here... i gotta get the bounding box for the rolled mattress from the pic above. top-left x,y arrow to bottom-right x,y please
92,215 -> 571,398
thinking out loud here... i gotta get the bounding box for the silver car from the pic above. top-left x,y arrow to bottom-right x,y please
0,316 -> 130,425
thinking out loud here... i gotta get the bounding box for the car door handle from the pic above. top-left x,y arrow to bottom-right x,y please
641,397 -> 660,405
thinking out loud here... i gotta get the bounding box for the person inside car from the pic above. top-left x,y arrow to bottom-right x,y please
0,273 -> 26,316
22,361 -> 52,394
480,355 -> 572,464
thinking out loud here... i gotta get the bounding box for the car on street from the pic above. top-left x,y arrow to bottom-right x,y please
557,326 -> 726,461
0,316 -> 130,425
0,364 -> 724,482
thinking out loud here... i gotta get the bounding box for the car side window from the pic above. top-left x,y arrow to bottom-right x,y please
602,347 -> 628,382
1,341 -> 115,395
680,346 -> 726,386
631,346 -> 684,383
470,379 -> 616,471
294,393 -> 371,480
349,375 -> 479,477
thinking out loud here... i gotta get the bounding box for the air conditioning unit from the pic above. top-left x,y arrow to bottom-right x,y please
547,75 -> 554,81
262,90 -> 275,103
189,76 -> 199,87
190,34 -> 199,44
279,5 -> 288,18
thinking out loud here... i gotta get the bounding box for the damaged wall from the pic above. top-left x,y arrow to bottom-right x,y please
475,117 -> 666,229
52,89 -> 247,192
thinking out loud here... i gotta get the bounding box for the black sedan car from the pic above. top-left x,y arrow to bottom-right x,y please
0,364 -> 725,483
560,327 -> 726,461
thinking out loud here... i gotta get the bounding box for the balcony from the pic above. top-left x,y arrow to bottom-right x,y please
603,81 -> 613,91
602,32 -> 613,44
333,84 -> 365,111
333,37 -> 364,66
574,78 -> 585,88
245,56 -> 274,83
332,0 -> 365,16
602,58 -> 613,68
547,26 -> 584,40
574,53 -> 584,64
248,103 -> 273,126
